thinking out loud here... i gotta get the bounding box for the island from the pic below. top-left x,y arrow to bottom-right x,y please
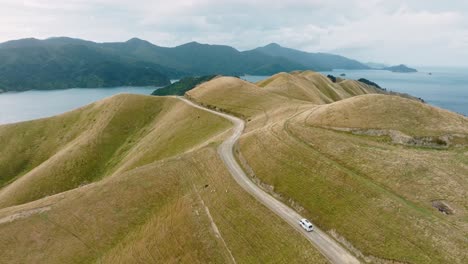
383,64 -> 417,73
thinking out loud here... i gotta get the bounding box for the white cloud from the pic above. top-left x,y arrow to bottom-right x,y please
0,0 -> 467,65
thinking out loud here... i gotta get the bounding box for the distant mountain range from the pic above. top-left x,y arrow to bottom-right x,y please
255,43 -> 369,71
0,37 -> 374,92
365,62 -> 389,69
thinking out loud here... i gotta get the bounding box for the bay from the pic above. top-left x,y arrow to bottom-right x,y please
1,67 -> 467,125
0,87 -> 158,125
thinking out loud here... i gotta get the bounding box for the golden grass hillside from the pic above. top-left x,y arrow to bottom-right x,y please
186,76 -> 312,131
0,147 -> 327,263
190,72 -> 468,263
305,94 -> 468,137
0,94 -> 327,263
0,94 -> 231,208
186,73 -> 412,132
257,71 -> 385,104
187,76 -> 291,119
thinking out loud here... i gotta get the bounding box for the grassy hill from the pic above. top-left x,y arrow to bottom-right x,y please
186,71 -> 468,263
186,71 -> 389,123
1,71 -> 466,263
257,71 -> 385,104
0,93 -> 327,263
0,94 -> 232,208
187,76 -> 293,118
305,94 -> 468,137
186,76 -> 315,132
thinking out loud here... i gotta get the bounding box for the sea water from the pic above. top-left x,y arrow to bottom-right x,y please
0,86 -> 158,124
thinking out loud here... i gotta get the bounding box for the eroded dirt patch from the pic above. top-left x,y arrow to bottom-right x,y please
431,200 -> 454,215
0,206 -> 51,225
324,126 -> 468,148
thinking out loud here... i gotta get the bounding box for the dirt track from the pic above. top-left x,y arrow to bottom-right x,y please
178,97 -> 360,264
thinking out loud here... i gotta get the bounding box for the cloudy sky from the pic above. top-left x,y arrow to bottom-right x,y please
1,0 -> 467,66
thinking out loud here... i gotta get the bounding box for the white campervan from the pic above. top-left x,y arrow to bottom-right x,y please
299,218 -> 314,232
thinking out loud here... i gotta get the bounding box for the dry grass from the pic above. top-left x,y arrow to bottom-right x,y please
0,94 -> 231,208
0,93 -> 327,263
2,70 -> 467,263
187,76 -> 292,118
235,100 -> 468,263
189,72 -> 468,263
0,147 -> 327,264
305,94 -> 468,136
186,76 -> 313,131
257,71 -> 384,104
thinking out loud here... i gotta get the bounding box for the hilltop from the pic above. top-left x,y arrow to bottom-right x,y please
187,71 -> 415,118
257,71 -> 386,104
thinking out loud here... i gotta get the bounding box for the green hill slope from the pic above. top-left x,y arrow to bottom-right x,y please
0,94 -> 230,208
0,93 -> 327,263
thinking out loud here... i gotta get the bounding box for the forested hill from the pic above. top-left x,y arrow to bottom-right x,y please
0,37 -> 369,92
253,43 -> 370,71
0,38 -> 176,91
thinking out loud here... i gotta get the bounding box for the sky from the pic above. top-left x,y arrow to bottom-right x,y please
1,0 -> 467,66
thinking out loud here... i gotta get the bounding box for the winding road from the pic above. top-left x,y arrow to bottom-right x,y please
178,97 -> 360,264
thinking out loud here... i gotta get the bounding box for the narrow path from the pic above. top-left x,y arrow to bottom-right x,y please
192,183 -> 237,264
178,97 -> 360,264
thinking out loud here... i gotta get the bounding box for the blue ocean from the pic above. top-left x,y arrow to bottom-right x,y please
321,67 -> 468,116
0,87 -> 158,125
